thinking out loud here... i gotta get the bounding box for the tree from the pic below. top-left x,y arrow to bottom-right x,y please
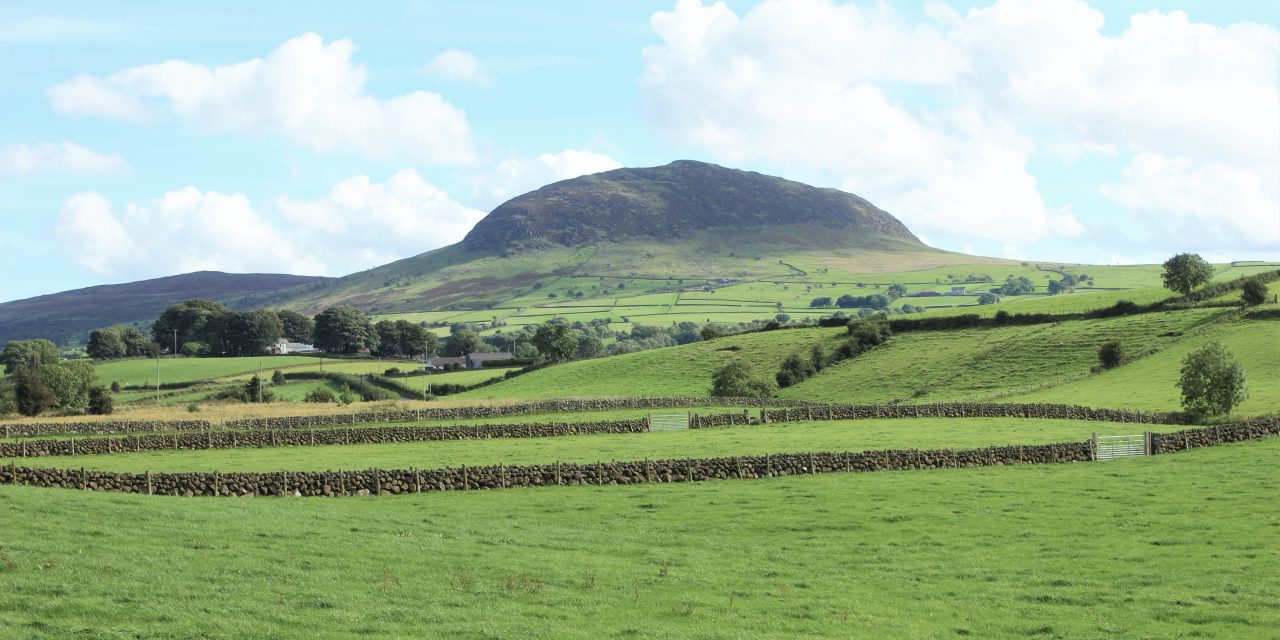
40,360 -> 98,410
575,334 -> 605,360
374,320 -> 403,357
887,283 -> 908,299
153,299 -> 236,355
1241,279 -> 1268,306
396,320 -> 434,358
87,385 -> 114,415
978,293 -> 999,305
87,328 -> 127,360
443,329 -> 482,357
1,339 -> 60,375
1047,279 -> 1071,295
997,276 -> 1035,296
244,375 -> 267,403
1177,342 -> 1248,418
119,327 -> 156,357
711,360 -> 775,398
774,313 -> 791,324
1161,253 -> 1215,296
13,367 -> 56,416
1098,341 -> 1124,369
229,309 -> 284,355
277,310 -> 316,343
533,323 -> 578,363
271,370 -> 287,386
809,296 -> 833,308
313,306 -> 378,354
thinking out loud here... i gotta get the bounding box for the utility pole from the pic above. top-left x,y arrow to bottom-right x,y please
172,329 -> 178,358
155,351 -> 160,404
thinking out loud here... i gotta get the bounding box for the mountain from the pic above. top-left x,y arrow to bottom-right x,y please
279,160 -> 952,314
463,160 -> 920,250
0,271 -> 330,348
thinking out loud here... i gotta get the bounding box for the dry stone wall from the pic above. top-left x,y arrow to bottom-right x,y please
0,441 -> 1092,497
1,420 -> 211,438
0,419 -> 649,459
689,403 -> 1187,428
1151,418 -> 1280,453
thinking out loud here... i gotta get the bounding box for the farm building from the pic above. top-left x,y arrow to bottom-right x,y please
950,286 -> 967,295
425,352 -> 515,370
271,338 -> 317,355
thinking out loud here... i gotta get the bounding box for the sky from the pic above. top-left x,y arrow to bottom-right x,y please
1,0 -> 1277,303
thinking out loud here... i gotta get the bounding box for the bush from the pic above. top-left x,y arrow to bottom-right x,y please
271,370 -> 287,386
304,387 -> 338,403
87,385 -> 114,415
384,367 -> 403,376
711,360 -> 775,398
775,353 -> 817,388
1098,341 -> 1124,369
1241,279 -> 1267,306
1177,342 -> 1248,418
846,320 -> 891,348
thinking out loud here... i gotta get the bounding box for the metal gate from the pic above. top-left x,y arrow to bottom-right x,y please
649,413 -> 690,431
1093,433 -> 1149,460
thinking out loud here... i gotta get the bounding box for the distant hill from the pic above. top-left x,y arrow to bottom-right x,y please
278,160 -> 943,314
463,160 -> 921,250
0,271 -> 330,348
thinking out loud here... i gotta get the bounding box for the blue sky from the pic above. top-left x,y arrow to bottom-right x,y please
1,0 -> 1276,303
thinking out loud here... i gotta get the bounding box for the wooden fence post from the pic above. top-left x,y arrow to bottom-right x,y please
1090,432 -> 1098,461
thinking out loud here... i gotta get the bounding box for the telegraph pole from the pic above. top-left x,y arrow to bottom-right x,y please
172,329 -> 178,358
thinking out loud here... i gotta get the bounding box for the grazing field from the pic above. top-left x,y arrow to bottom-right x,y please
2,439 -> 1277,638
95,356 -> 320,388
456,327 -> 845,400
1007,318 -> 1280,416
779,308 -> 1228,405
4,416 -> 1137,472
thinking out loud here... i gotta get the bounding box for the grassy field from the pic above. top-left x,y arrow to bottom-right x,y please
456,326 -> 845,400
95,356 -> 321,388
780,308 -> 1228,405
3,416 -> 1130,473
1,439 -> 1277,638
1007,317 -> 1280,416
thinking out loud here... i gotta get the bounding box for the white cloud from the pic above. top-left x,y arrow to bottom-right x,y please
47,33 -> 476,164
423,49 -> 491,87
0,141 -> 128,176
276,169 -> 486,270
55,170 -> 485,280
473,149 -> 622,208
641,0 -> 1279,253
1101,153 -> 1280,251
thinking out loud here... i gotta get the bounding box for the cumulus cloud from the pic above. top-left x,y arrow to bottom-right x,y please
47,33 -> 476,164
641,0 -> 1279,252
423,49 -> 491,87
0,141 -> 129,176
1101,153 -> 1280,251
473,148 -> 623,208
55,170 -> 485,280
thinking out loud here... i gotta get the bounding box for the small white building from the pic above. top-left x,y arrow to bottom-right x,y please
950,286 -> 968,296
272,338 -> 317,355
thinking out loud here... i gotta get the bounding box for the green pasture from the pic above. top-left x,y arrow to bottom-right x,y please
2,439 -> 1277,638
1007,317 -> 1280,416
781,308 -> 1227,406
94,356 -> 319,389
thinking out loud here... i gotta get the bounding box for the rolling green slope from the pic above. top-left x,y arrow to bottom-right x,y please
1005,317 -> 1280,415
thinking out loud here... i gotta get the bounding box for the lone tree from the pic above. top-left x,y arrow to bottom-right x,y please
711,360 -> 775,398
1161,253 -> 1215,296
1177,342 -> 1248,418
1098,341 -> 1124,369
532,323 -> 578,363
1241,279 -> 1268,306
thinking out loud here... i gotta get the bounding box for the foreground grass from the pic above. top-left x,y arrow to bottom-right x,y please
7,417 -> 1160,473
2,439 -> 1278,638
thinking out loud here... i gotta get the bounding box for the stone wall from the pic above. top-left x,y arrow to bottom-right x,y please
0,419 -> 650,459
0,441 -> 1091,497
